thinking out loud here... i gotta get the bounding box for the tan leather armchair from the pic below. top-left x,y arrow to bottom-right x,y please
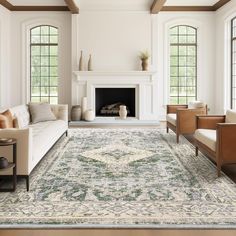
194,110 -> 236,177
166,102 -> 207,143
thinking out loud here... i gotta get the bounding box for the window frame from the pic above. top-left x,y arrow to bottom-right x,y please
169,25 -> 198,105
231,17 -> 236,109
30,25 -> 59,104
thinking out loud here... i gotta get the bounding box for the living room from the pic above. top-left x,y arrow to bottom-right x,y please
0,0 -> 236,235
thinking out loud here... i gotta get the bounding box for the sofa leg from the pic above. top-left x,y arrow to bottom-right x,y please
217,165 -> 221,177
166,127 -> 169,133
176,134 -> 179,144
65,131 -> 68,137
195,147 -> 198,156
26,176 -> 29,192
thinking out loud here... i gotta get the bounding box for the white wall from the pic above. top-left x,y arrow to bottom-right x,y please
76,11 -> 152,71
10,12 -> 72,107
215,0 -> 236,114
0,6 -> 11,109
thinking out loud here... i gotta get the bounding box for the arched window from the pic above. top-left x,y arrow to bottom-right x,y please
30,25 -> 58,104
231,18 -> 236,109
169,25 -> 197,104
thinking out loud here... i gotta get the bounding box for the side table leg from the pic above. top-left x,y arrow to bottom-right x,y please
13,143 -> 17,191
26,176 -> 29,191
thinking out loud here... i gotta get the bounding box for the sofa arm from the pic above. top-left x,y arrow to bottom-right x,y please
196,115 -> 225,130
217,123 -> 236,163
50,104 -> 68,123
0,128 -> 32,175
177,108 -> 207,134
167,105 -> 188,114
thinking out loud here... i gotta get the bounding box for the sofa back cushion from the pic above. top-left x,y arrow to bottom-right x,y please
188,101 -> 205,109
0,110 -> 14,129
10,105 -> 30,128
29,103 -> 56,124
226,110 -> 236,123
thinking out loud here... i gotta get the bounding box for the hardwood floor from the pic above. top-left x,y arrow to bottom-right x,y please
1,229 -> 236,236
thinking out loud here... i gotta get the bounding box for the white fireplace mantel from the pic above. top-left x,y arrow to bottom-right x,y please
73,70 -> 156,77
71,70 -> 158,120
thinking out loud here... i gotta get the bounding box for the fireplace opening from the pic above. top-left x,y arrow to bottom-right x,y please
95,88 -> 135,117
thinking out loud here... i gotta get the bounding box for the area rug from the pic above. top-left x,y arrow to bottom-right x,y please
1,128 -> 236,229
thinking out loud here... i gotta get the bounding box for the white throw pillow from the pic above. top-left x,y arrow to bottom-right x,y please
10,105 -> 30,128
226,110 -> 236,123
29,103 -> 56,124
188,101 -> 205,109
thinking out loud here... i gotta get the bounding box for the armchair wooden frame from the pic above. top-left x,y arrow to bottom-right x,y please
167,105 -> 207,143
195,115 -> 236,177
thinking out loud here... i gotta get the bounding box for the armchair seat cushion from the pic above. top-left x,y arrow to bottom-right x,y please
194,129 -> 216,151
166,113 -> 176,126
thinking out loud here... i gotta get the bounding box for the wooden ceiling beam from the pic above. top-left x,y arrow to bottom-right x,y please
64,0 -> 79,14
161,6 -> 214,12
213,0 -> 231,11
151,0 -> 166,14
12,6 -> 69,11
0,0 -> 13,11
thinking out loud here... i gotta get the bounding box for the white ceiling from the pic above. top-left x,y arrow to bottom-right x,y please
165,0 -> 219,6
7,0 -> 221,7
8,0 -> 66,6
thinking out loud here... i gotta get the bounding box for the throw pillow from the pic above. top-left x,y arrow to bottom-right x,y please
226,110 -> 236,123
188,101 -> 205,109
0,110 -> 14,129
29,103 -> 56,124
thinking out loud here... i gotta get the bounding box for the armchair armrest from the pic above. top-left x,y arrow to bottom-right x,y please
177,108 -> 206,133
217,123 -> 236,163
167,105 -> 188,114
50,104 -> 68,123
196,115 -> 225,130
0,128 -> 33,175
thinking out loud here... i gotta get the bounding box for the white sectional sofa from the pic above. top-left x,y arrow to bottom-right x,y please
0,104 -> 68,190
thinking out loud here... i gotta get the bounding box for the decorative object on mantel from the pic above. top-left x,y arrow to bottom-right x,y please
84,109 -> 95,122
119,105 -> 128,120
71,105 -> 81,121
139,50 -> 150,71
88,54 -> 93,71
79,50 -> 84,71
81,97 -> 87,120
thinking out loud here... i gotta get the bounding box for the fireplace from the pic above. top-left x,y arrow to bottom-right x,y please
95,88 -> 135,117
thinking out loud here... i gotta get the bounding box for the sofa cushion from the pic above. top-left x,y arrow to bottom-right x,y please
226,110 -> 236,123
166,113 -> 176,126
29,120 -> 67,163
0,110 -> 14,129
10,105 -> 30,128
194,129 -> 216,151
29,103 -> 56,124
188,101 -> 205,109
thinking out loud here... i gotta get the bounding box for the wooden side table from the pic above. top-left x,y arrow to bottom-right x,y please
0,138 -> 17,192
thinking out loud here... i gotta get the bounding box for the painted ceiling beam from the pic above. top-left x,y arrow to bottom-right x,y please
64,0 -> 79,14
151,0 -> 166,14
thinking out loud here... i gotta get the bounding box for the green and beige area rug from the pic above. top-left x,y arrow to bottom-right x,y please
1,128 -> 236,229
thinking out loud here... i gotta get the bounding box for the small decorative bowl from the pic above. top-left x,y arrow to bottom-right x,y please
0,157 -> 9,169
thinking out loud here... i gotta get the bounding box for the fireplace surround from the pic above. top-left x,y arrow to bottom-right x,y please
72,71 -> 158,120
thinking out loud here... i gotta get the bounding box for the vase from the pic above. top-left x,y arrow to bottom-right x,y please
141,59 -> 148,71
79,50 -> 84,71
71,105 -> 82,121
119,105 -> 127,119
88,54 -> 93,71
84,109 -> 95,122
81,97 -> 87,120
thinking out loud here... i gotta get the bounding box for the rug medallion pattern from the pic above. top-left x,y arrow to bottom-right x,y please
1,128 -> 236,228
